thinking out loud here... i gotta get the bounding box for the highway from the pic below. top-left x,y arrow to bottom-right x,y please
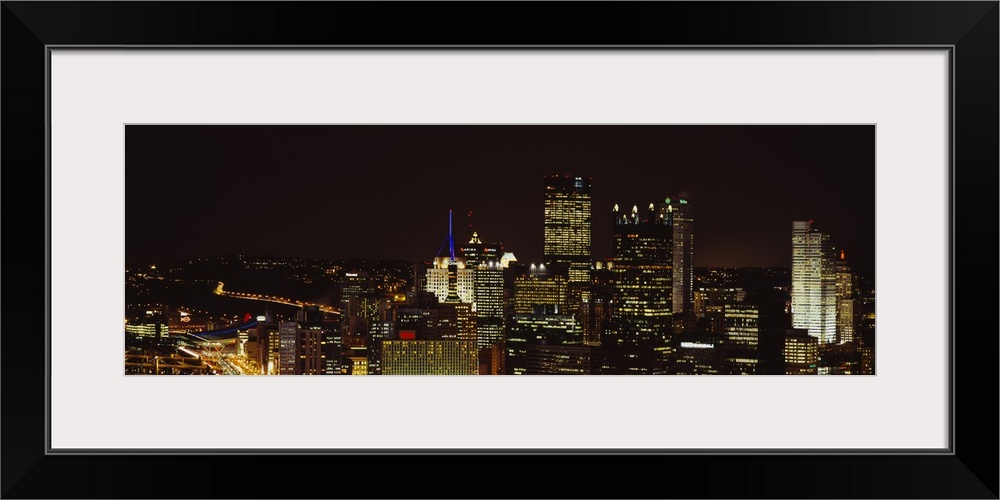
213,281 -> 339,314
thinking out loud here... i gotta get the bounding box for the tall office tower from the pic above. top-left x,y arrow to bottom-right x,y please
543,175 -> 592,283
381,339 -> 479,375
425,257 -> 474,304
834,250 -> 856,344
608,203 -> 673,347
474,261 -> 505,350
658,196 -> 694,314
425,211 -> 475,304
791,220 -> 838,345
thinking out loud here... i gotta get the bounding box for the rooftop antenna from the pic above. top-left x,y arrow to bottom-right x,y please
449,209 -> 456,260
434,209 -> 458,261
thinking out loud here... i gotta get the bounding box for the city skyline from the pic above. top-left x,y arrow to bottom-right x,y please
126,125 -> 876,278
126,125 -> 876,376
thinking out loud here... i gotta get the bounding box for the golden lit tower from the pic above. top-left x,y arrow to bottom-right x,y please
834,249 -> 855,344
608,203 -> 673,346
543,175 -> 592,283
658,196 -> 694,315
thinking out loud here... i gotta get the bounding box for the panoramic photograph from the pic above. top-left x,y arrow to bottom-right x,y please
125,125 -> 875,375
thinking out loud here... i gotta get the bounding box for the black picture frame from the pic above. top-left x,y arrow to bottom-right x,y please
2,2 -> 996,498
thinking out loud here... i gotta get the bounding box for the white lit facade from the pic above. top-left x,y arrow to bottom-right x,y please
791,221 -> 837,345
425,256 -> 474,304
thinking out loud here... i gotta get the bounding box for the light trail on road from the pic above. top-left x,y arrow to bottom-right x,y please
212,282 -> 339,314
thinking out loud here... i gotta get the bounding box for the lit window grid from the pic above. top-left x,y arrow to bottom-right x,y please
474,268 -> 505,349
512,276 -> 568,314
724,306 -> 762,350
609,229 -> 673,345
506,314 -> 582,374
835,262 -> 855,344
125,323 -> 168,338
660,202 -> 694,315
783,337 -> 819,364
543,194 -> 592,258
278,322 -> 298,375
543,183 -> 592,283
381,340 -> 478,375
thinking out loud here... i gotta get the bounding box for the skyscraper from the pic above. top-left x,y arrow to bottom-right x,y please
473,260 -> 505,350
543,175 -> 592,283
426,257 -> 474,304
791,221 -> 837,345
833,249 -> 856,345
658,196 -> 694,315
425,211 -> 474,304
608,203 -> 673,347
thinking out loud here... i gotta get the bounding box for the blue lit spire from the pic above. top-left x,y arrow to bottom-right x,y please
449,209 -> 455,260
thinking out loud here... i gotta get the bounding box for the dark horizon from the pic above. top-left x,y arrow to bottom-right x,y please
126,125 -> 876,278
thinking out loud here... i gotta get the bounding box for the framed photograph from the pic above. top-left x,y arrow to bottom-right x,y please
3,2 -> 996,498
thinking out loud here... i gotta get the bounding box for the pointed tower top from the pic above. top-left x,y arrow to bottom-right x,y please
448,210 -> 455,260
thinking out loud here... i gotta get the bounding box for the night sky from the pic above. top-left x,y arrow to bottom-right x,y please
126,125 -> 876,278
